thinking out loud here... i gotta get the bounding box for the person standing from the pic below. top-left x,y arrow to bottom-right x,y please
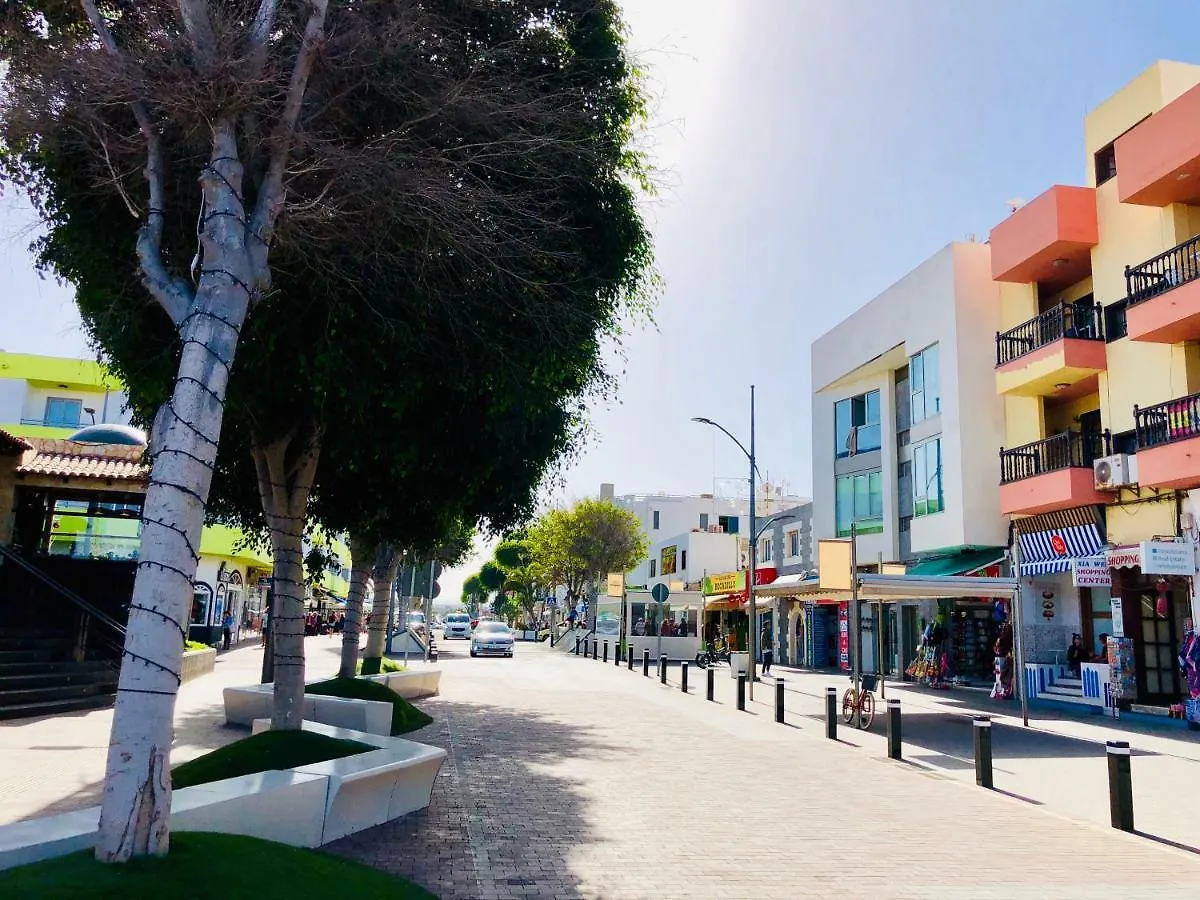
760,623 -> 774,677
221,609 -> 235,651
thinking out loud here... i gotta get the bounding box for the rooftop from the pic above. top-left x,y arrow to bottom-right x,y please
16,438 -> 147,483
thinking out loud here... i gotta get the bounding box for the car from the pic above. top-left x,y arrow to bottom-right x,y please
470,621 -> 514,658
443,613 -> 472,640
406,611 -> 427,635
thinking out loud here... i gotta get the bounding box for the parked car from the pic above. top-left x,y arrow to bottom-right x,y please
470,622 -> 514,658
443,613 -> 472,640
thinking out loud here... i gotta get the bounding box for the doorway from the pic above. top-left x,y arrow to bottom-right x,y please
1137,589 -> 1181,703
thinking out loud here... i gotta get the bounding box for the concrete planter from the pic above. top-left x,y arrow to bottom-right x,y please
181,647 -> 217,682
360,668 -> 441,700
223,683 -> 394,735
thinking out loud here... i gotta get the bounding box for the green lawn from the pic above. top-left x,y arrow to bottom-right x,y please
0,832 -> 437,899
305,676 -> 433,736
171,730 -> 373,789
355,656 -> 406,674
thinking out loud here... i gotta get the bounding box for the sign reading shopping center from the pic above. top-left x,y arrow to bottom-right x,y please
1105,540 -> 1199,577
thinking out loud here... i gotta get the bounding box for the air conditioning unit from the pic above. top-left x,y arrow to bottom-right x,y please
1094,454 -> 1135,490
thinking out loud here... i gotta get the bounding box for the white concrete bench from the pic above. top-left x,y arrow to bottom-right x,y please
0,770 -> 329,870
251,719 -> 447,843
223,683 -> 393,736
361,668 -> 441,700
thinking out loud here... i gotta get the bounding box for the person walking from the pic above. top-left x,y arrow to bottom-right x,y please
221,609 -> 235,651
760,623 -> 774,677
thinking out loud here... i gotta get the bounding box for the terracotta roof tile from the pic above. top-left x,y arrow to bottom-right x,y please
0,429 -> 32,455
17,439 -> 147,482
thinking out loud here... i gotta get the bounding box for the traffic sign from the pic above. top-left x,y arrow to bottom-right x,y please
651,583 -> 670,604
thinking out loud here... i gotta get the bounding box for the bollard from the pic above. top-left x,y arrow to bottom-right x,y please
825,687 -> 838,740
660,654 -> 668,684
574,636 -> 580,656
886,699 -> 902,760
706,666 -> 715,701
628,644 -> 634,670
615,643 -> 622,666
1107,741 -> 1134,832
737,673 -> 746,711
642,648 -> 650,677
592,639 -> 598,659
602,641 -> 608,663
775,679 -> 785,724
973,716 -> 993,789
681,661 -> 689,693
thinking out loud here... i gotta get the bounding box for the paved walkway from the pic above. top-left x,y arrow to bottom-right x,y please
329,642 -> 1200,899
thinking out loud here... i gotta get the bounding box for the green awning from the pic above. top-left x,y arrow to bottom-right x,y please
905,547 -> 1007,577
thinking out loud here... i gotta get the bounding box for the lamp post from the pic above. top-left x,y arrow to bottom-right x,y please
693,386 -> 764,699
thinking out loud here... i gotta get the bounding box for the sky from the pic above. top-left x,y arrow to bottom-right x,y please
5,1 -> 1200,603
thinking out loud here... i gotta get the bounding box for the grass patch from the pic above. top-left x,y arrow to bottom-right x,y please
184,640 -> 211,652
306,677 -> 432,736
355,656 -> 406,674
171,730 -> 373,790
0,831 -> 436,899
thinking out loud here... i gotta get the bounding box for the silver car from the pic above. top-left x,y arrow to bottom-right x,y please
470,622 -> 514,658
444,613 -> 472,640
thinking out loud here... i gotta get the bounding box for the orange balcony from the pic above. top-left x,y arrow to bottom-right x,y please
1115,81 -> 1200,207
999,432 -> 1109,516
1135,393 -> 1200,490
1124,234 -> 1200,343
994,302 -> 1106,397
989,185 -> 1098,288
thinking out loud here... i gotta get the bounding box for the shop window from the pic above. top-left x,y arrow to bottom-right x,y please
718,515 -> 739,534
910,344 -> 940,424
630,602 -> 697,637
191,583 -> 213,626
912,437 -> 944,517
835,470 -> 883,537
45,495 -> 142,561
835,390 -> 881,458
44,397 -> 82,428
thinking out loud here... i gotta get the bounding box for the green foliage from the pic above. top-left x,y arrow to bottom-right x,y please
478,561 -> 507,592
526,498 -> 648,601
183,640 -> 211,653
354,657 -> 406,675
0,832 -> 436,899
305,677 -> 433,736
170,732 -> 373,790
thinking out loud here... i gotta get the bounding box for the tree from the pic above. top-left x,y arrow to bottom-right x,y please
493,537 -> 544,626
461,575 -> 488,617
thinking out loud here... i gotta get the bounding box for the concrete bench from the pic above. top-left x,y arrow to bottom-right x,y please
0,770 -> 329,870
251,719 -> 447,843
361,668 -> 441,700
223,683 -> 393,735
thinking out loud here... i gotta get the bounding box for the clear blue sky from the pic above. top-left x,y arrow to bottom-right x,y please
4,2 -> 1200,593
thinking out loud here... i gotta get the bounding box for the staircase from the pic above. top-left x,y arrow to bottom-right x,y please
1036,674 -> 1091,708
0,626 -> 119,720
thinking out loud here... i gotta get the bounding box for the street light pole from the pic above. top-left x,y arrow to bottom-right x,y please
748,385 -> 757,701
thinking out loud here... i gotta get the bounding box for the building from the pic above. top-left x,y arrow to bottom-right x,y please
807,242 -> 1009,680
604,482 -> 805,545
631,529 -> 741,594
752,502 -> 815,665
0,352 -> 132,438
989,60 -> 1200,711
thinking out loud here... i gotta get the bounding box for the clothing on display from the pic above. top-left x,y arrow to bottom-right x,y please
1179,626 -> 1200,702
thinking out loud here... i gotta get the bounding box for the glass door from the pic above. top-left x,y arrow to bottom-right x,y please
1138,591 -> 1181,702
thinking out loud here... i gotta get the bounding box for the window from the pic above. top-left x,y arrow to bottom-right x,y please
835,390 -> 881,457
1104,299 -> 1128,342
44,397 -> 82,428
835,471 -> 883,536
680,549 -> 687,572
1094,143 -> 1117,186
191,583 -> 213,626
909,344 -> 940,423
718,515 -> 739,534
45,496 -> 142,561
649,559 -> 657,578
912,437 -> 944,517
760,538 -> 772,563
652,510 -> 660,530
699,513 -> 709,531
787,530 -> 800,558
661,544 -> 678,575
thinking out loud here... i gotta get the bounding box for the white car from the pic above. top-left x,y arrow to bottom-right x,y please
470,622 -> 514,658
443,613 -> 472,640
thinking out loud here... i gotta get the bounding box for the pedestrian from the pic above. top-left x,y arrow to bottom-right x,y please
221,609 -> 234,651
1066,633 -> 1086,677
760,623 -> 774,677
1093,633 -> 1110,663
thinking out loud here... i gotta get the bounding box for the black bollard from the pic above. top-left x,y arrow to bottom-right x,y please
602,640 -> 608,663
615,643 -> 622,666
592,639 -> 598,659
642,648 -> 650,677
973,716 -> 993,789
886,699 -> 902,760
1107,741 -> 1134,832
825,687 -> 838,740
737,673 -> 746,711
775,679 -> 785,723
706,666 -> 715,701
681,661 -> 689,693
574,636 -> 580,655
660,654 -> 668,684
628,645 -> 634,670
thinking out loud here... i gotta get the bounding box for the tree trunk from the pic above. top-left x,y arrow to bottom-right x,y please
339,535 -> 374,678
362,545 -> 399,673
95,142 -> 253,863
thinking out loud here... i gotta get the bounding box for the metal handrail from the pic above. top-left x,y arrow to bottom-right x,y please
1126,233 -> 1200,306
999,431 -> 1102,484
995,302 -> 1104,366
0,544 -> 127,639
1135,392 -> 1200,449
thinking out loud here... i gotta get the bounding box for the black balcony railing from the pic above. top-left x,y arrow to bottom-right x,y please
996,302 -> 1104,366
999,431 -> 1103,484
1135,393 -> 1200,449
1126,233 -> 1200,306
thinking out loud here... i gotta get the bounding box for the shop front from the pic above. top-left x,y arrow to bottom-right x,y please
625,589 -> 704,661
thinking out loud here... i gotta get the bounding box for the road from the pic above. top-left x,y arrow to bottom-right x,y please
328,637 -> 1200,900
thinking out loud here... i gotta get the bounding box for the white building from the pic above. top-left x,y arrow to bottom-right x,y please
628,529 -> 743,592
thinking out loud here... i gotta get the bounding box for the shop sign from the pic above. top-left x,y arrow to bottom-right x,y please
1106,541 -> 1199,576
606,573 -> 624,598
1110,597 -> 1124,637
704,570 -> 745,595
837,601 -> 850,671
1072,557 -> 1111,588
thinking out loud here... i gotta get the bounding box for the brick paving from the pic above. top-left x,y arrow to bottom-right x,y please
328,643 -> 1200,899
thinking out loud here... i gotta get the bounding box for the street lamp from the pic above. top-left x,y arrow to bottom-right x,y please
692,385 -> 763,699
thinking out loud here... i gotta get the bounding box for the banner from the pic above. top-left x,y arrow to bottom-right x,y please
704,570 -> 746,595
1072,557 -> 1111,588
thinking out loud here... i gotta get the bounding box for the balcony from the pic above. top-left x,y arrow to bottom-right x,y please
989,185 -> 1098,288
1124,234 -> 1200,343
1114,80 -> 1200,207
994,302 -> 1106,397
999,431 -> 1108,516
1134,393 -> 1200,490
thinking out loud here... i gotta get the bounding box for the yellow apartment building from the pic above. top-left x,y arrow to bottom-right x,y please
989,61 -> 1200,712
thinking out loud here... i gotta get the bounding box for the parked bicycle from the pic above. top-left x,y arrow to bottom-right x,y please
841,672 -> 878,729
695,639 -> 731,668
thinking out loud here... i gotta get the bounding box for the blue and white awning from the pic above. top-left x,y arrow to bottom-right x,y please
1015,507 -> 1105,576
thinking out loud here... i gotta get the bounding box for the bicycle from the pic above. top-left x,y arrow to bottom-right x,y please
841,672 -> 878,729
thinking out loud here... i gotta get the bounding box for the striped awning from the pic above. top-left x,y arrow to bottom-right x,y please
1014,507 -> 1105,576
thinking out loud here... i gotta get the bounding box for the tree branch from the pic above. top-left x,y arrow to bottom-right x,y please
175,0 -> 220,72
80,0 -> 193,326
